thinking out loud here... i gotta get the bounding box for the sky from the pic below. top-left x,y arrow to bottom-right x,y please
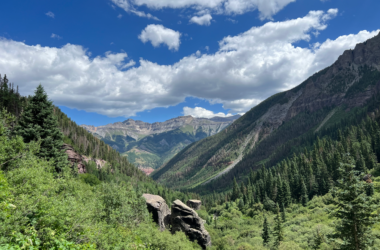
0,0 -> 380,126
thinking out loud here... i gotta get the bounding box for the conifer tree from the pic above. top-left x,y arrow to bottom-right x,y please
15,85 -> 67,171
281,203 -> 286,222
273,204 -> 284,248
283,179 -> 292,206
330,156 -> 379,250
262,216 -> 270,246
301,178 -> 309,207
232,177 -> 240,201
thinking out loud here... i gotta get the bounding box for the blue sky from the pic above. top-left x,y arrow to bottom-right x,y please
0,0 -> 379,126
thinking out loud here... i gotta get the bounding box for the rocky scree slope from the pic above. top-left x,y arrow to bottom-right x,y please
81,115 -> 240,172
151,32 -> 380,193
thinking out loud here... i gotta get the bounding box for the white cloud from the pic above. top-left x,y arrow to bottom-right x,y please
183,107 -> 234,118
46,11 -> 55,18
117,14 -> 123,18
121,59 -> 136,69
110,0 -> 160,20
190,14 -> 213,26
51,33 -> 62,39
226,18 -> 238,23
111,0 -> 296,20
138,24 -> 181,51
0,9 -> 379,118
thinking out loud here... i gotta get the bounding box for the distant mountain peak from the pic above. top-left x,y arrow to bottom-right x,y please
80,114 -> 241,172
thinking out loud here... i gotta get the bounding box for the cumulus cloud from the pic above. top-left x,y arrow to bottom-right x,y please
0,9 -> 379,118
190,14 -> 213,26
111,0 -> 296,20
138,24 -> 181,51
46,11 -> 55,18
183,107 -> 234,118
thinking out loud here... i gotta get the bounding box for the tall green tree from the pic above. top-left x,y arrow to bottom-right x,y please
232,177 -> 240,201
273,204 -> 284,248
330,156 -> 379,250
262,216 -> 270,246
300,178 -> 309,207
15,85 -> 67,171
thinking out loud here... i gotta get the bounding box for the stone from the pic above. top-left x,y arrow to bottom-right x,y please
62,143 -> 86,174
143,194 -> 171,231
171,200 -> 211,249
186,199 -> 202,210
363,174 -> 373,183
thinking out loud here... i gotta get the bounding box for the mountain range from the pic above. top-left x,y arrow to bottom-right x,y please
81,115 -> 240,174
151,32 -> 380,194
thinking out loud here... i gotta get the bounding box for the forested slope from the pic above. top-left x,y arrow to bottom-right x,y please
0,78 -> 202,249
152,32 -> 380,194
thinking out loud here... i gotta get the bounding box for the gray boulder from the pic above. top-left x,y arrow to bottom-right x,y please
186,199 -> 202,210
171,200 -> 211,249
143,194 -> 171,231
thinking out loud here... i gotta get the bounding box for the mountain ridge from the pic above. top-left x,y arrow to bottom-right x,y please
81,115 -> 241,171
151,32 -> 380,192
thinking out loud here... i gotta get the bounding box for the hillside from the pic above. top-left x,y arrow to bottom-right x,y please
151,32 -> 380,193
81,115 -> 240,172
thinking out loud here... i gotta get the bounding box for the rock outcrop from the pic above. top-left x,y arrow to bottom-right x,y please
62,143 -> 111,174
171,200 -> 211,249
62,143 -> 86,174
186,200 -> 202,210
142,194 -> 171,231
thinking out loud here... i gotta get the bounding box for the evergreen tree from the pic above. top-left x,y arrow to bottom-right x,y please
301,178 -> 309,207
262,216 -> 270,246
15,85 -> 67,171
365,183 -> 374,197
273,204 -> 284,248
232,177 -> 240,201
238,198 -> 244,211
281,203 -> 286,222
330,156 -> 379,250
282,178 -> 292,207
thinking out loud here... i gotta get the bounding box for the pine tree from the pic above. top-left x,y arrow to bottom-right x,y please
281,203 -> 286,222
301,178 -> 309,207
330,156 -> 379,250
282,178 -> 292,207
232,177 -> 240,201
273,204 -> 284,248
365,183 -> 374,197
262,216 -> 270,246
15,85 -> 68,171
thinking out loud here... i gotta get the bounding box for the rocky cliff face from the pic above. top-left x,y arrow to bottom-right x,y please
81,115 -> 240,172
62,143 -> 110,173
152,32 -> 380,191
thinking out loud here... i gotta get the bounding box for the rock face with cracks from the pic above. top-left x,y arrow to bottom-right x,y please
186,199 -> 202,210
171,199 -> 211,249
142,194 -> 171,231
